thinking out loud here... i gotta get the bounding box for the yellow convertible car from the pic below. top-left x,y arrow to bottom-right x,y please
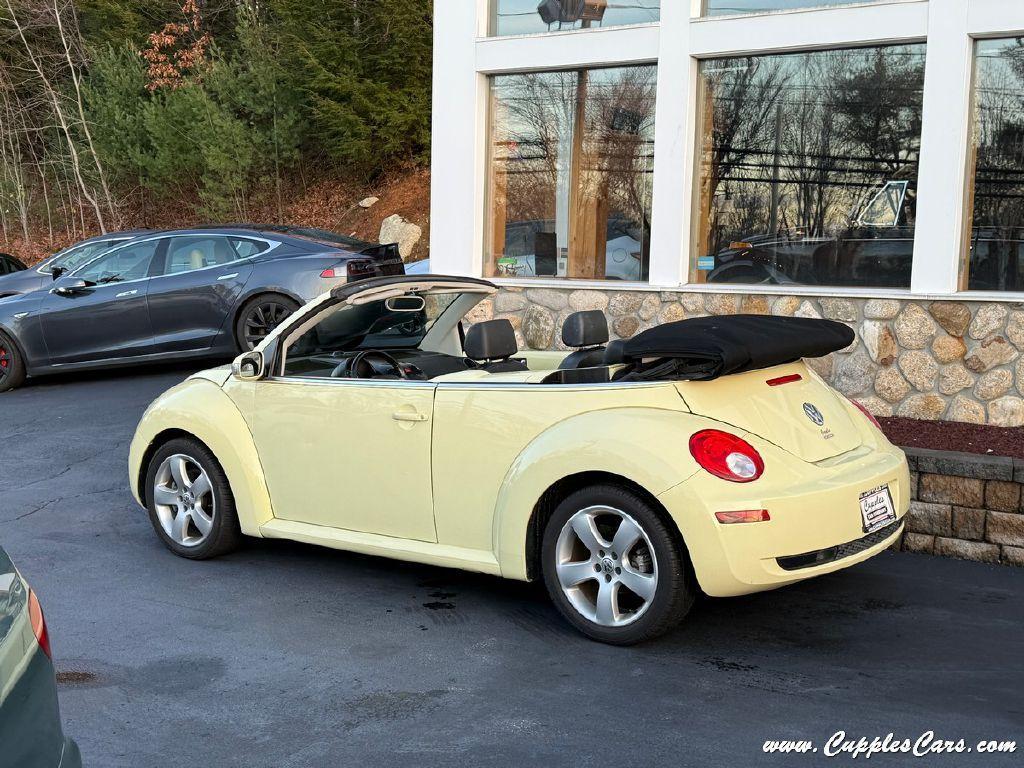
129,275 -> 909,644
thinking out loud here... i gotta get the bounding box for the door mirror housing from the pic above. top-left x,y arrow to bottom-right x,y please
51,279 -> 90,297
50,266 -> 65,280
232,351 -> 266,381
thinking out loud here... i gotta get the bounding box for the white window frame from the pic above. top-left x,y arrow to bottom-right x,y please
429,0 -> 1024,301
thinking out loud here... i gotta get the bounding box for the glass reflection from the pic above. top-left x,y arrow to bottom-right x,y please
487,66 -> 656,281
493,1 -> 659,37
694,45 -> 926,288
704,1 -> 885,17
966,38 -> 1024,292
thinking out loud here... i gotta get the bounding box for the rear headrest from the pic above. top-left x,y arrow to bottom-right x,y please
562,310 -> 609,348
603,338 -> 628,365
465,319 -> 518,361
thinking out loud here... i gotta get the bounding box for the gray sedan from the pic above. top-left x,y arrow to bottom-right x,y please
0,546 -> 80,768
0,226 -> 402,392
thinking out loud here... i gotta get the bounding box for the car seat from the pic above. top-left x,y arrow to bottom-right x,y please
558,310 -> 609,369
464,319 -> 529,373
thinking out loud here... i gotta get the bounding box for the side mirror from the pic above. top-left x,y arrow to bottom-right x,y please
232,351 -> 266,381
50,266 -> 65,281
51,279 -> 89,297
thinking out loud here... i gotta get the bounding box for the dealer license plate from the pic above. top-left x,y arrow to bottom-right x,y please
859,484 -> 897,534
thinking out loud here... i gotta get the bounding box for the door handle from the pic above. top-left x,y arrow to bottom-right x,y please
115,289 -> 138,298
218,273 -> 239,281
392,411 -> 428,423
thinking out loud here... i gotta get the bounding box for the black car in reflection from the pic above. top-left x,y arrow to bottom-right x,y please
704,181 -> 914,289
0,225 -> 403,393
0,252 -> 27,277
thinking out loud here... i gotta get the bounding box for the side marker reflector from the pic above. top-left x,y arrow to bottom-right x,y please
766,374 -> 802,386
715,510 -> 771,524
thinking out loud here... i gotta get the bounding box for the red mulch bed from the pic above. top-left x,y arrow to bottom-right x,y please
879,416 -> 1024,460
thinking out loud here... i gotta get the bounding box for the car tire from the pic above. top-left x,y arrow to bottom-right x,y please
0,330 -> 26,393
541,484 -> 695,645
234,293 -> 300,352
144,437 -> 242,560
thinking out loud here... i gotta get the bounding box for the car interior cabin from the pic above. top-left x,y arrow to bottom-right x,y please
273,277 -> 854,386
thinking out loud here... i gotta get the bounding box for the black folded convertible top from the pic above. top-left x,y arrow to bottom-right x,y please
621,314 -> 855,381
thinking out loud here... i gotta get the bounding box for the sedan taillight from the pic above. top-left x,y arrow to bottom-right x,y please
27,589 -> 51,659
689,429 -> 764,483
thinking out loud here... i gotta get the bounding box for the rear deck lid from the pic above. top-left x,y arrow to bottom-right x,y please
675,362 -> 861,463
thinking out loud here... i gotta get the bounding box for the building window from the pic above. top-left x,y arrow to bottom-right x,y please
486,65 -> 656,281
693,44 -> 926,289
701,1 -> 886,17
491,1 -> 659,38
965,38 -> 1024,292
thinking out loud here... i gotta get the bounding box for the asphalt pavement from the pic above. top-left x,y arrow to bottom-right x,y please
1,363 -> 1021,767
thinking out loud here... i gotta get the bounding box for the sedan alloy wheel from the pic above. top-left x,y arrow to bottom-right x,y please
241,298 -> 296,350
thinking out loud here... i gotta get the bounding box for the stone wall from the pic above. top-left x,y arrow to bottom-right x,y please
471,287 -> 1024,426
902,448 -> 1024,566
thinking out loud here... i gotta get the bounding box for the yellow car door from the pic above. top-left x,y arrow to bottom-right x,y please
250,379 -> 437,542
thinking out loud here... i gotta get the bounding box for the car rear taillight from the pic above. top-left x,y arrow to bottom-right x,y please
346,258 -> 378,282
848,397 -> 881,429
320,267 -> 338,278
715,509 -> 771,524
689,429 -> 764,483
27,589 -> 51,659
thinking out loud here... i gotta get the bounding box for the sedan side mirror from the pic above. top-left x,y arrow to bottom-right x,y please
50,266 -> 65,281
51,279 -> 89,297
232,351 -> 266,381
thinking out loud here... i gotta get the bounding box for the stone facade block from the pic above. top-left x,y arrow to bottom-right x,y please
951,507 -> 986,541
985,480 -> 1021,513
929,302 -> 972,337
919,474 -> 985,507
902,533 -> 935,554
985,511 -> 1024,547
1002,546 -> 1024,566
906,501 -> 951,536
934,537 -> 1001,563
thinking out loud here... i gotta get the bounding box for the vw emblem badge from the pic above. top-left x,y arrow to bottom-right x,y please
803,402 -> 825,426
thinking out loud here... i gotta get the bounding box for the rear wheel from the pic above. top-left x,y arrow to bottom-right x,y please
145,437 -> 241,560
541,484 -> 694,645
234,294 -> 299,351
0,330 -> 26,393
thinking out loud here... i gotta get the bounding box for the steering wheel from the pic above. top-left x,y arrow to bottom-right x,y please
330,350 -> 406,380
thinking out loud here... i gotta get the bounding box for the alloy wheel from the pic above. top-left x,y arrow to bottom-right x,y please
243,301 -> 293,350
152,454 -> 216,548
554,505 -> 659,627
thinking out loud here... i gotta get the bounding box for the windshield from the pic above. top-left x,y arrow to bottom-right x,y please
284,292 -> 462,373
45,239 -> 129,273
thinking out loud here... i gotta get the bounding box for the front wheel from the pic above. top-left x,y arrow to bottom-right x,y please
145,438 -> 241,560
0,330 -> 26,393
541,485 -> 694,645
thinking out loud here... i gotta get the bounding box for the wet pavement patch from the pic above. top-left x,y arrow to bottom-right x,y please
422,600 -> 455,610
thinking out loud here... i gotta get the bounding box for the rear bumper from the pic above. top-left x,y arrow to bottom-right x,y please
658,440 -> 910,597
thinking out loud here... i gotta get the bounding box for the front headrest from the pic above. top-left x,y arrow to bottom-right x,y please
465,319 -> 518,361
562,310 -> 609,348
